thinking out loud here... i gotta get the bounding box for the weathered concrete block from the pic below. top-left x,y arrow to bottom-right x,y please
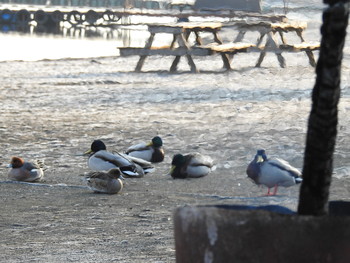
329,201 -> 350,216
174,205 -> 350,263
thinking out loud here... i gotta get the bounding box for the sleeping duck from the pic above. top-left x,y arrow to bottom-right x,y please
84,140 -> 154,178
125,136 -> 165,163
85,168 -> 123,194
7,157 -> 45,182
169,153 -> 214,179
246,149 -> 302,196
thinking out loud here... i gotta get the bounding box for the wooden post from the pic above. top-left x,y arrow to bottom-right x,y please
298,0 -> 349,215
135,32 -> 155,72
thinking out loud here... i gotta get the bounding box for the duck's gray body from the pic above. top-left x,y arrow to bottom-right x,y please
247,150 -> 302,195
170,153 -> 214,179
85,168 -> 123,194
8,157 -> 45,182
126,136 -> 165,163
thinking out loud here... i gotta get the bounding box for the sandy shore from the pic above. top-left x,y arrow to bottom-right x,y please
0,11 -> 350,262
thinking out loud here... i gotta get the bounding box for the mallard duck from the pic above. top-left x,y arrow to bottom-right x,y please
246,149 -> 302,196
125,136 -> 165,163
7,157 -> 45,182
85,168 -> 123,194
84,140 -> 154,178
169,153 -> 214,179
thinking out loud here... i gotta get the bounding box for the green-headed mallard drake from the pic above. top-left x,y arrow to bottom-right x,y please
246,149 -> 302,196
85,140 -> 154,178
7,157 -> 45,182
169,153 -> 214,179
85,168 -> 123,194
125,136 -> 165,163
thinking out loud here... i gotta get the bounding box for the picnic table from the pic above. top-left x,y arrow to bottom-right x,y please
119,22 -> 255,72
230,21 -> 320,67
118,20 -> 320,72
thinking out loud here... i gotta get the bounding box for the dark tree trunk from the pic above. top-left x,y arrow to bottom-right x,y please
298,0 -> 349,215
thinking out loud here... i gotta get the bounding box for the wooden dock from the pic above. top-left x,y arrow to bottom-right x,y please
0,1 -> 287,29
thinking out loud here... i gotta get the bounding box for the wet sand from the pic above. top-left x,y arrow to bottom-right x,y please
1,13 -> 350,262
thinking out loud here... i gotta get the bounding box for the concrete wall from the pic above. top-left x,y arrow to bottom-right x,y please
174,205 -> 350,263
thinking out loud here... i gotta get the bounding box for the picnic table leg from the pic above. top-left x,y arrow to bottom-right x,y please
177,32 -> 191,49
194,31 -> 203,45
170,55 -> 198,73
170,34 -> 178,49
276,53 -> 286,68
278,31 -> 287,44
135,56 -> 147,72
234,30 -> 246,42
211,30 -> 233,70
184,30 -> 191,40
170,56 -> 181,72
256,32 -> 285,68
213,31 -> 223,44
305,50 -> 317,67
174,33 -> 198,72
296,29 -> 306,42
256,32 -> 266,46
255,51 -> 266,67
255,32 -> 267,67
135,33 -> 155,72
185,55 -> 198,73
221,53 -> 232,70
295,29 -> 316,67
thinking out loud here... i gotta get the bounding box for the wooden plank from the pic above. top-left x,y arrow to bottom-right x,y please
147,22 -> 223,34
199,42 -> 257,70
119,47 -> 211,56
203,42 -> 256,53
179,22 -> 222,30
119,42 -> 256,57
227,21 -> 308,34
279,42 -> 321,51
271,21 -> 308,31
148,25 -> 184,34
228,21 -> 273,33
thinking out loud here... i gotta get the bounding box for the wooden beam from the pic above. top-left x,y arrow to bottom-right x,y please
119,47 -> 211,56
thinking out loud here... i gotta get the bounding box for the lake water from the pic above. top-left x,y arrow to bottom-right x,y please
0,0 -> 325,61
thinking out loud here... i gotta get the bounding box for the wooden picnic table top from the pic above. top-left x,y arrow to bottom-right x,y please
178,22 -> 223,30
225,20 -> 308,32
147,22 -> 223,33
146,20 -> 307,35
271,21 -> 307,31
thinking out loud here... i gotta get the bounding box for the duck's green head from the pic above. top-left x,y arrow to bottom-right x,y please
167,154 -> 185,177
85,140 -> 107,155
151,136 -> 163,147
171,154 -> 185,167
